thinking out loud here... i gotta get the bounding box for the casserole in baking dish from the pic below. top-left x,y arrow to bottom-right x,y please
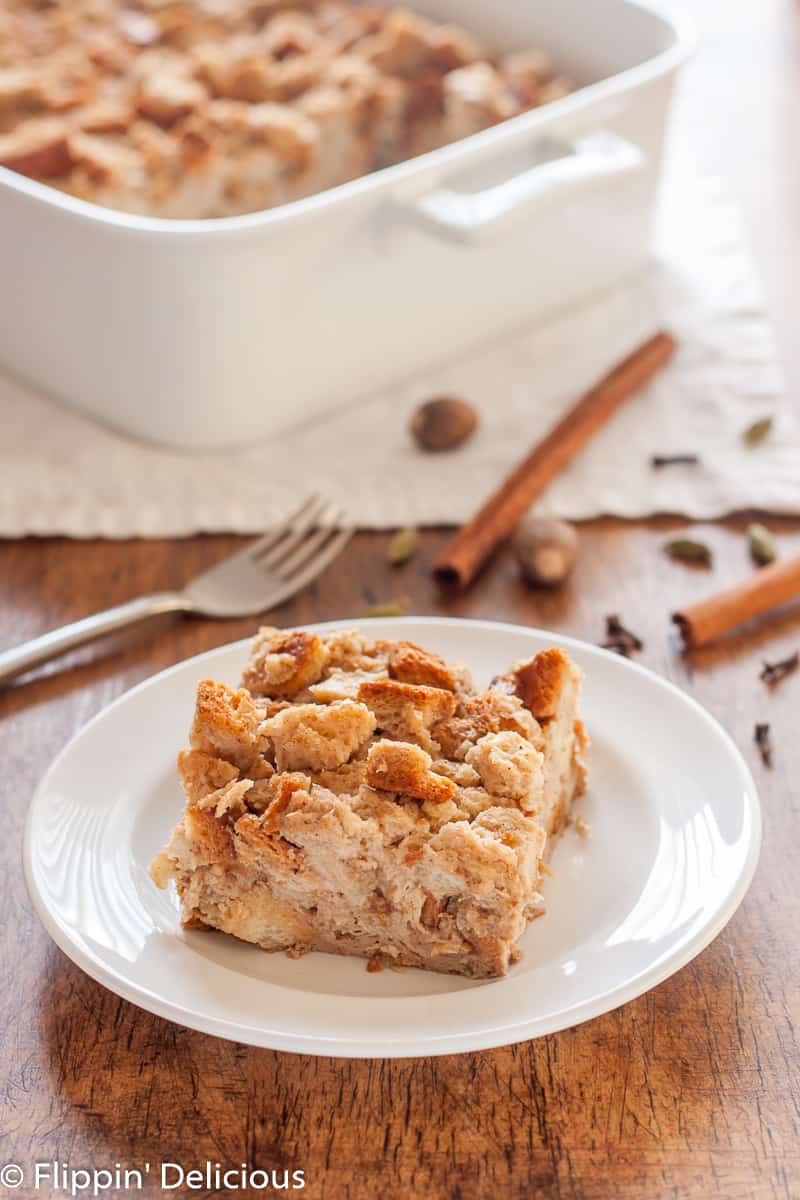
0,0 -> 692,450
0,1 -> 577,219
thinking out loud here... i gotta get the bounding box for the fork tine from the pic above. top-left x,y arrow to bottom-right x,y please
270,504 -> 347,577
265,526 -> 353,604
255,494 -> 332,570
247,493 -> 324,562
184,493 -> 351,618
196,495 -> 323,579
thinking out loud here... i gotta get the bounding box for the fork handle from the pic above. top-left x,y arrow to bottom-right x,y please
0,591 -> 188,686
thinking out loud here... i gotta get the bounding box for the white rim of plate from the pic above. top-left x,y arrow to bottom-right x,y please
23,617 -> 762,1056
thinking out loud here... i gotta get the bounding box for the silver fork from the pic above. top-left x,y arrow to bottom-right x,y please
0,495 -> 352,686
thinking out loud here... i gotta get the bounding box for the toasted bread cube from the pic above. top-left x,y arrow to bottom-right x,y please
189,680 -> 267,770
505,647 -> 576,720
433,689 -> 541,760
242,627 -> 328,698
383,639 -> 462,691
465,731 -> 544,811
358,677 -> 455,750
178,749 -> 240,802
262,699 -> 376,772
366,739 -> 457,803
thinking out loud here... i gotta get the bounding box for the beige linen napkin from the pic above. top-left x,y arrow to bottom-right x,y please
0,162 -> 793,537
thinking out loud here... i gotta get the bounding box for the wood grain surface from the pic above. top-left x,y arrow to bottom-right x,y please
2,520 -> 799,1200
1,2 -> 799,1198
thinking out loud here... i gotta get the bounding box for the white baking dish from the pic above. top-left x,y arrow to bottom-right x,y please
0,0 -> 692,450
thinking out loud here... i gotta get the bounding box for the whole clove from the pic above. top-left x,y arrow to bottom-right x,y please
651,454 -> 700,469
754,722 -> 773,768
760,651 -> 799,686
602,614 -> 644,657
665,537 -> 713,566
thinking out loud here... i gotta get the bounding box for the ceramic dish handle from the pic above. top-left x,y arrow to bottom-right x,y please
412,131 -> 645,246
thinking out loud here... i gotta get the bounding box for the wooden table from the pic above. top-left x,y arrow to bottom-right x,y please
1,3 -> 798,1197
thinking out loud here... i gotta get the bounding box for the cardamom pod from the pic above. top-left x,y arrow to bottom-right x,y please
665,538 -> 713,565
365,599 -> 409,618
743,416 -> 773,446
388,526 -> 419,566
747,522 -> 777,566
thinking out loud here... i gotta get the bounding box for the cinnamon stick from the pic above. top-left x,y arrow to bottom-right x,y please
432,331 -> 677,588
673,552 -> 800,648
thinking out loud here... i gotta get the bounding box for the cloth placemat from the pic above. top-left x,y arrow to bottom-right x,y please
0,163 -> 795,538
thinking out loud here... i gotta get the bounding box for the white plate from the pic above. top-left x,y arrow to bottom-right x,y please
24,618 -> 761,1058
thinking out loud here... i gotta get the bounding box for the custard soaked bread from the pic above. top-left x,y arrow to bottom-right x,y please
152,627 -> 587,978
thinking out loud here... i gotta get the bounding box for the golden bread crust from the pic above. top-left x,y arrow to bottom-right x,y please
365,739 -> 458,804
357,677 -> 456,751
502,647 -> 574,720
241,627 -> 328,698
381,639 -> 461,691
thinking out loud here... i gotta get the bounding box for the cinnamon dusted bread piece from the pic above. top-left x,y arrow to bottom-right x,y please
151,627 -> 587,978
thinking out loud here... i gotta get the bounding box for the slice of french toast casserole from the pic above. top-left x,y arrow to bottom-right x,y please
151,626 -> 587,978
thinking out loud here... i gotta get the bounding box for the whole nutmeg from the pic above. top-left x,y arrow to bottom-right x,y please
409,396 -> 478,452
511,516 -> 578,587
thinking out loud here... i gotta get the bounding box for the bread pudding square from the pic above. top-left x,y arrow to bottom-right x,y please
151,627 -> 587,978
